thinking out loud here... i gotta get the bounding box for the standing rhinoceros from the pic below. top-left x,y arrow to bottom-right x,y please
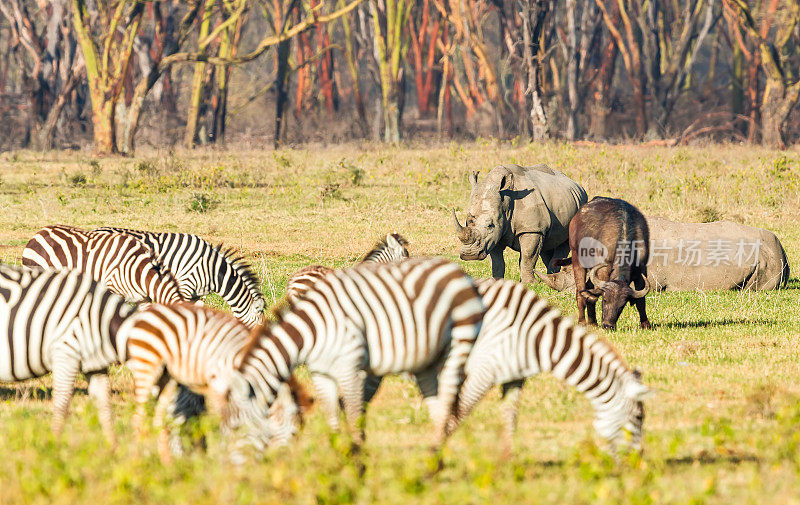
536,217 -> 791,292
452,164 -> 588,283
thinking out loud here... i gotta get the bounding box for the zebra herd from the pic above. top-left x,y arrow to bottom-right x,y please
0,224 -> 652,464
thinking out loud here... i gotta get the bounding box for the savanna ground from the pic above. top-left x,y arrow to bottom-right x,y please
0,142 -> 799,505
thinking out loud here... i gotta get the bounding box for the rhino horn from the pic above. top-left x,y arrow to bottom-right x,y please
452,209 -> 472,244
469,171 -> 479,187
587,263 -> 612,290
631,274 -> 650,298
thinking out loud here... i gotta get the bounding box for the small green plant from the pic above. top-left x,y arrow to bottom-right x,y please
697,206 -> 722,223
771,154 -> 792,177
346,164 -> 364,186
89,159 -> 101,176
320,183 -> 343,200
186,192 -> 217,213
69,173 -> 87,187
274,152 -> 292,169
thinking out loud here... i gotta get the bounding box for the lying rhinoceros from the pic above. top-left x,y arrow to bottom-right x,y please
452,164 -> 588,283
536,216 -> 790,292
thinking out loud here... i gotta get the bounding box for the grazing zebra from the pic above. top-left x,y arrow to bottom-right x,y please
0,264 -> 135,444
22,225 -> 183,304
453,278 -> 653,453
285,233 -> 409,303
92,227 -> 265,327
220,257 -> 485,448
122,303 -> 311,461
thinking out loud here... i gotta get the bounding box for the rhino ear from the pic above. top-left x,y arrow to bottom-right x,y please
499,171 -> 513,192
469,171 -> 479,187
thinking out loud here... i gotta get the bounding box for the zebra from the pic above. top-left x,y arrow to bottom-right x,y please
219,257 -> 486,449
22,225 -> 184,304
285,233 -> 409,303
453,278 -> 653,453
92,227 -> 265,328
121,303 -> 312,461
0,263 -> 136,444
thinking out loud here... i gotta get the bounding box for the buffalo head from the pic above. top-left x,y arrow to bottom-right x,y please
580,263 -> 650,330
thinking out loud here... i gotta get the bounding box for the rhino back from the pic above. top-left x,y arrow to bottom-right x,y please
646,217 -> 788,291
507,164 -> 588,239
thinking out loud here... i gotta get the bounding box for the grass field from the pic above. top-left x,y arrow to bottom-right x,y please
0,142 -> 799,505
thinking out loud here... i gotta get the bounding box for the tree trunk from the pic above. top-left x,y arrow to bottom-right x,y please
565,0 -> 579,140
274,35 -> 291,148
185,0 -> 216,148
339,1 -> 368,134
589,38 -> 617,139
760,79 -> 800,149
92,98 -> 118,154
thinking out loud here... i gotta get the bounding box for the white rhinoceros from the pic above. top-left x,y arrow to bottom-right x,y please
452,164 -> 588,283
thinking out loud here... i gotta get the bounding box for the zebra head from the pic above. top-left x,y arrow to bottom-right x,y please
593,369 -> 653,454
219,370 -> 308,460
360,233 -> 410,264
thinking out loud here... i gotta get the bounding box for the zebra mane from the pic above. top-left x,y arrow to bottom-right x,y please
267,294 -> 294,323
360,233 -> 409,263
239,322 -> 269,366
212,243 -> 264,300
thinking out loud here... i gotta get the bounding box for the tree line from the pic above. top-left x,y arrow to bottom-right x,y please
1,0 -> 798,154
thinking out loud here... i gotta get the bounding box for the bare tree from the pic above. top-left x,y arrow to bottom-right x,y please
724,0 -> 800,148
0,0 -> 85,149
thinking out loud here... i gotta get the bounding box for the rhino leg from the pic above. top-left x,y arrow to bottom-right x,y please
490,249 -> 506,279
518,233 -> 543,284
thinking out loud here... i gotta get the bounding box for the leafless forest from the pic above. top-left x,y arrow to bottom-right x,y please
1,0 -> 799,153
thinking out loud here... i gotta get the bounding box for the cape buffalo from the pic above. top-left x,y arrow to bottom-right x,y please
557,196 -> 651,330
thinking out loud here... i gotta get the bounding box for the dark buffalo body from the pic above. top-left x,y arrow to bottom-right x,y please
558,196 -> 651,330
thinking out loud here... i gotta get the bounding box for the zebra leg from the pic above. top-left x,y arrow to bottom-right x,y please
311,373 -> 342,431
430,338 -> 475,448
50,353 -> 81,437
154,379 -> 179,464
169,386 -> 207,456
364,374 -> 383,403
412,365 -> 442,427
87,371 -> 116,447
448,369 -> 497,436
129,364 -> 168,439
500,380 -> 524,454
336,370 -> 367,446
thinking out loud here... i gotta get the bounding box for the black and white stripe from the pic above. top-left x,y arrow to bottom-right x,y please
454,278 -> 652,452
22,225 -> 184,304
121,303 -> 304,461
0,264 -> 135,443
285,233 -> 409,303
223,257 -> 485,448
93,227 -> 265,327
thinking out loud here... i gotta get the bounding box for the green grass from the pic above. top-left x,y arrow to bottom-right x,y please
1,142 -> 799,504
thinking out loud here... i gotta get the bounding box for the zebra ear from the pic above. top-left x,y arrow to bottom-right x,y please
386,234 -> 401,249
625,374 -> 654,401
